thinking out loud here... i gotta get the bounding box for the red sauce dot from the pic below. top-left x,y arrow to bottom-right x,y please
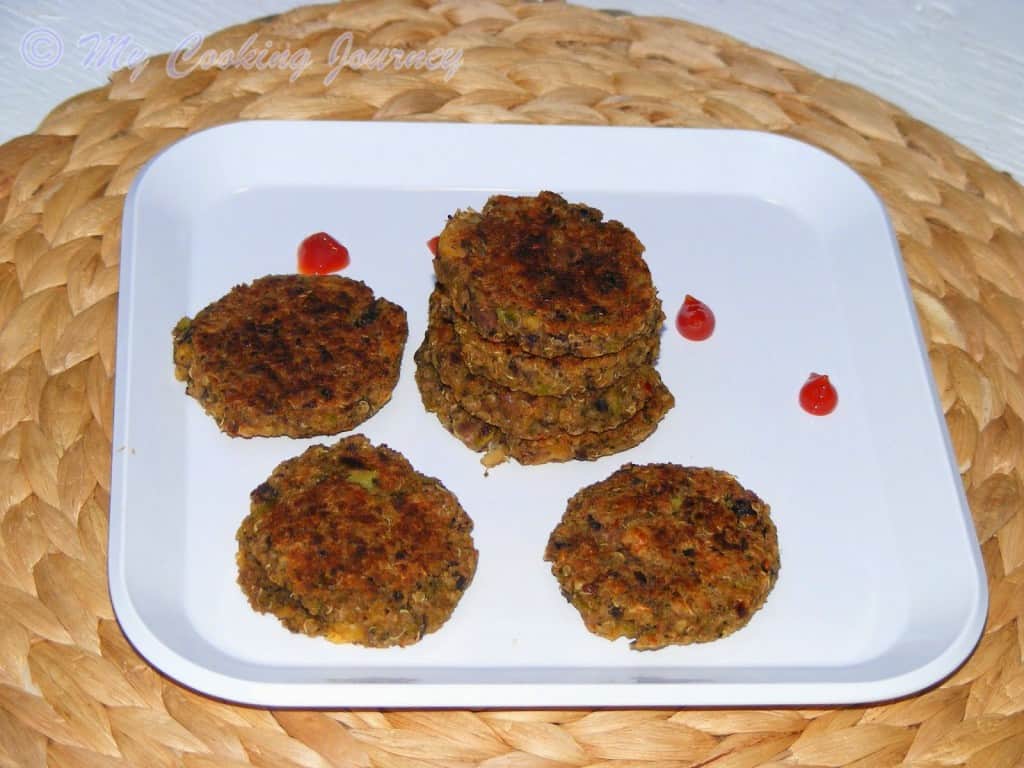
297,232 -> 349,275
427,235 -> 440,256
799,373 -> 838,415
676,294 -> 715,341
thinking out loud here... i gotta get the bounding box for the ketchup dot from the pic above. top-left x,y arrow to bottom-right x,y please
297,232 -> 349,275
676,295 -> 715,341
427,236 -> 440,256
799,373 -> 838,415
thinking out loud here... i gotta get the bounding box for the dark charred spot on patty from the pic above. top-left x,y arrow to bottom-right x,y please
597,270 -> 625,294
731,498 -> 757,519
354,300 -> 381,328
301,294 -> 339,316
252,482 -> 279,502
337,455 -> 369,470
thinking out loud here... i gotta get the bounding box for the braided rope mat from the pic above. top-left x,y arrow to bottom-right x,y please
1,1 -> 1023,765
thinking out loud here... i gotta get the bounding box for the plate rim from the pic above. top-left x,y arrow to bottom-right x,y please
109,119 -> 988,708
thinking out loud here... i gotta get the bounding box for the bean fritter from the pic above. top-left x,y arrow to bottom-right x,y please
434,192 -> 663,358
421,298 -> 660,439
437,289 -> 659,396
172,274 -> 407,438
545,464 -> 779,649
236,435 -> 477,647
414,347 -> 674,466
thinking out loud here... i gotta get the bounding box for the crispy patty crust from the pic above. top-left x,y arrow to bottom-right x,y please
435,192 -> 663,358
172,274 -> 407,438
545,464 -> 779,649
236,435 -> 477,647
421,301 -> 660,439
414,347 -> 674,465
435,288 -> 659,396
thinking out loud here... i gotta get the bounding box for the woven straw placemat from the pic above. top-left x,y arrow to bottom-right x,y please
1,1 -> 1023,765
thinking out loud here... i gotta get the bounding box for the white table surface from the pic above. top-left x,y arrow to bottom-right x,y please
1,0 -> 1022,183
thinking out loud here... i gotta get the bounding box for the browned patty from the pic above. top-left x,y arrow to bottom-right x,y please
236,435 -> 477,647
414,345 -> 674,466
421,301 -> 660,439
434,288 -> 660,396
435,192 -> 663,358
545,464 -> 779,649
172,274 -> 407,438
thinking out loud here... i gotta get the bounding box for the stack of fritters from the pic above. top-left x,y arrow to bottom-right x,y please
415,192 -> 674,465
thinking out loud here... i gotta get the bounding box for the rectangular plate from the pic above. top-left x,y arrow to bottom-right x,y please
110,121 -> 986,708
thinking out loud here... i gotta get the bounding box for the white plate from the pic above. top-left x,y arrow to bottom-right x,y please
110,121 -> 986,707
